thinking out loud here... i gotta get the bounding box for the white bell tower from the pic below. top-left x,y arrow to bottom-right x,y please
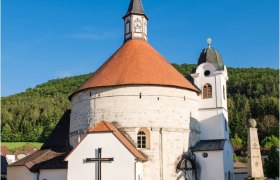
191,39 -> 234,180
123,0 -> 148,42
191,38 -> 229,140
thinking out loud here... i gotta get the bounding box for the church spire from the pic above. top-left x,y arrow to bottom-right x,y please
123,0 -> 148,42
123,0 -> 148,19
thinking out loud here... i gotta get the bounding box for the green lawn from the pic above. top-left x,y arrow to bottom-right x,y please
1,142 -> 43,153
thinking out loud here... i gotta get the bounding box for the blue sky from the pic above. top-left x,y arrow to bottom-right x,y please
2,0 -> 279,96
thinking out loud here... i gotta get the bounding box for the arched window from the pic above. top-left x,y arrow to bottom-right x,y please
203,83 -> 212,99
137,128 -> 150,149
137,131 -> 146,148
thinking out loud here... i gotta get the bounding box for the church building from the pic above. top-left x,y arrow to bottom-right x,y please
7,0 -> 234,179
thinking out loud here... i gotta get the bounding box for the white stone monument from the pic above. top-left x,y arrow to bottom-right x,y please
247,118 -> 265,180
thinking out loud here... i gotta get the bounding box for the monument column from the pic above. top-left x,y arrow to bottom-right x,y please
247,118 -> 265,180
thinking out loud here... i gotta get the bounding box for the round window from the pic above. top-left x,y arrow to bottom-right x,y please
204,70 -> 210,76
202,152 -> 208,158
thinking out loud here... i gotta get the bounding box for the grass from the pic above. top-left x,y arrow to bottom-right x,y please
1,142 -> 43,153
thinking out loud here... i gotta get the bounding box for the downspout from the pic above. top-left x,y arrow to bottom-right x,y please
159,128 -> 163,180
134,160 -> 137,180
193,154 -> 198,180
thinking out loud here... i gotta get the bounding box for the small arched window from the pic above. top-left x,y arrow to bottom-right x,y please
137,131 -> 146,148
203,83 -> 212,99
137,128 -> 150,149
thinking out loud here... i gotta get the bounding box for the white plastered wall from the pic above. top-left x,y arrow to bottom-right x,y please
66,133 -> 138,180
7,166 -> 37,180
192,63 -> 228,110
223,140 -> 234,180
192,63 -> 229,140
39,169 -> 67,180
198,108 -> 229,140
194,150 -> 224,180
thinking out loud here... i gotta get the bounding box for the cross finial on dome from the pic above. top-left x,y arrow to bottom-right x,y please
207,38 -> 212,48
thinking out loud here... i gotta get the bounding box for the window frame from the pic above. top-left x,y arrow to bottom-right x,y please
137,128 -> 150,149
203,83 -> 212,99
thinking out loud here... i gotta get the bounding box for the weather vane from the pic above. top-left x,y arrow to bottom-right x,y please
207,38 -> 212,48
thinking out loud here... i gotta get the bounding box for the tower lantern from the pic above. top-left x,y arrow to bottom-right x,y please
123,0 -> 148,42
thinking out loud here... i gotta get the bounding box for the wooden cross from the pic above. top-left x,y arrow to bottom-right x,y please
86,148 -> 114,180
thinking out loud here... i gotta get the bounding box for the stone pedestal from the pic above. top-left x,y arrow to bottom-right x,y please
247,118 -> 265,180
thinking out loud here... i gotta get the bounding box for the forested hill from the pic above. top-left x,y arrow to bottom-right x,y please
1,64 -> 279,144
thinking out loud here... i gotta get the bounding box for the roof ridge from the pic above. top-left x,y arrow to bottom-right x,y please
26,149 -> 51,168
102,121 -> 115,132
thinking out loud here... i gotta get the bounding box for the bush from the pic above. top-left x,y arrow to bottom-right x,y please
261,135 -> 279,148
264,146 -> 279,178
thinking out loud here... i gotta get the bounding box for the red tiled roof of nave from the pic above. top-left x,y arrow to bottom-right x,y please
70,40 -> 198,98
88,121 -> 147,161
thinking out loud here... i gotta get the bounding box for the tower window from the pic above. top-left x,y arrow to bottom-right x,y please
137,131 -> 146,148
225,119 -> 228,131
204,70 -> 210,76
137,128 -> 150,149
125,20 -> 130,33
144,22 -> 147,34
203,83 -> 212,99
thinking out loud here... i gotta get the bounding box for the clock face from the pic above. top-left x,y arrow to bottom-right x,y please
134,18 -> 142,31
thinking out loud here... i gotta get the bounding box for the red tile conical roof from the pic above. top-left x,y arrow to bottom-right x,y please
70,40 -> 198,99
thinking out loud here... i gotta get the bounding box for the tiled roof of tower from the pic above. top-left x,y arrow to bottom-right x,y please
88,121 -> 147,161
70,40 -> 199,99
197,47 -> 224,70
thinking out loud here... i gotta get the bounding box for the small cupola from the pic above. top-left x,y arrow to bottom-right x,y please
123,0 -> 148,42
197,38 -> 224,70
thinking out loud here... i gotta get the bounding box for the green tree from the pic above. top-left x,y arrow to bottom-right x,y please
261,135 -> 279,148
230,134 -> 243,149
1,65 -> 278,142
264,146 -> 279,178
1,124 -> 12,141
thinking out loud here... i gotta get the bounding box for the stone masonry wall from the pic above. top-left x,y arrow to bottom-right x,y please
70,85 -> 200,179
